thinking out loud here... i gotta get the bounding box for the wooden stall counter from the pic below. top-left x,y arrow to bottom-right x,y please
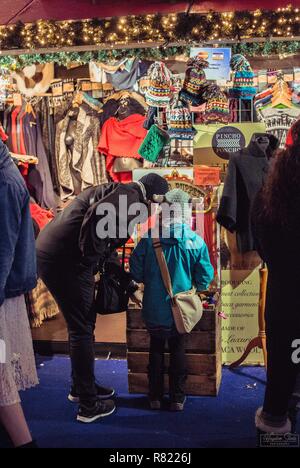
126,300 -> 222,396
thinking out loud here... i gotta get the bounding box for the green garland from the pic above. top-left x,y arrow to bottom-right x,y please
232,41 -> 300,56
0,41 -> 299,70
0,7 -> 299,51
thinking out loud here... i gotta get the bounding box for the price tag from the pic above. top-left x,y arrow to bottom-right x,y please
63,81 -> 75,93
92,82 -> 103,90
194,165 -> 221,187
81,81 -> 92,91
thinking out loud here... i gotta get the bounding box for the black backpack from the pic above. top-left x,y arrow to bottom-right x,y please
94,247 -> 135,315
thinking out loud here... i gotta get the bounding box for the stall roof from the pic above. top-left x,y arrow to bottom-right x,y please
0,0 -> 298,25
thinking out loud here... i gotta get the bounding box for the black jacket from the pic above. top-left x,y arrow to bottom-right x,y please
36,182 -> 148,266
216,133 -> 279,253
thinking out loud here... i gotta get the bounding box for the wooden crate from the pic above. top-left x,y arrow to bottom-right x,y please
126,305 -> 222,396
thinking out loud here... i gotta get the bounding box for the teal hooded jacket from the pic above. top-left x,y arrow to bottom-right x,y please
130,223 -> 214,328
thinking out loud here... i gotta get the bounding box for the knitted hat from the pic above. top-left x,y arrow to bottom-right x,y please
229,54 -> 256,99
202,84 -> 230,124
165,189 -> 192,225
179,57 -> 209,106
139,173 -> 169,201
145,62 -> 173,108
166,100 -> 196,140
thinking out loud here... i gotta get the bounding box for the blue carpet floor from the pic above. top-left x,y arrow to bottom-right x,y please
0,356 -> 299,448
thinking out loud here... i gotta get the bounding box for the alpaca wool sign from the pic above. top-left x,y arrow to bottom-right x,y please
221,269 -> 264,365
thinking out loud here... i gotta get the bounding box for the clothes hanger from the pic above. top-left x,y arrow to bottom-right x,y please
271,93 -> 292,108
270,78 -> 292,108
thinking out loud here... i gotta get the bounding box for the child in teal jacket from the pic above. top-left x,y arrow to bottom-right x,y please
130,189 -> 214,411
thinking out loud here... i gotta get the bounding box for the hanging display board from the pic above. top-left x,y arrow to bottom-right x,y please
193,122 -> 267,165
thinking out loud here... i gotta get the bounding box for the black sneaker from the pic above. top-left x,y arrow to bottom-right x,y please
68,383 -> 115,403
77,399 -> 116,423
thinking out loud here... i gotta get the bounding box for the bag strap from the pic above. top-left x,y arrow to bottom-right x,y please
152,238 -> 174,300
121,244 -> 126,270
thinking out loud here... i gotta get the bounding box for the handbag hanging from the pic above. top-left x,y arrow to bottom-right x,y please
152,238 -> 203,334
94,246 -> 133,315
138,124 -> 170,163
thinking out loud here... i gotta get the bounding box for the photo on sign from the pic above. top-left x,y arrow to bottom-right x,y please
190,47 -> 231,82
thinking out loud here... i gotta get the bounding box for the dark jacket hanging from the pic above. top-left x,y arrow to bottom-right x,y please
216,133 -> 279,253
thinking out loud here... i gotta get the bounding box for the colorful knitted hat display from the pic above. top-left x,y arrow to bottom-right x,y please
202,84 -> 230,124
166,100 -> 196,140
229,54 -> 257,99
145,61 -> 173,108
179,57 -> 209,106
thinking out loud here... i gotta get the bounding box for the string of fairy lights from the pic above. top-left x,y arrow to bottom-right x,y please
0,6 -> 299,51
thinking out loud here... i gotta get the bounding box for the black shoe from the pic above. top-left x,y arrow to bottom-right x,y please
68,383 -> 115,403
77,399 -> 116,423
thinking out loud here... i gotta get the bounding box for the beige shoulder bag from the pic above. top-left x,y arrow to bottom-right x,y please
152,238 -> 203,334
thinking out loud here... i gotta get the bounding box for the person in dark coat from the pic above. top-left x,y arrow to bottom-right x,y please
252,121 -> 300,435
36,173 -> 169,423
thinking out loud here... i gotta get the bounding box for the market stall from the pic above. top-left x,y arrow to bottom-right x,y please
0,1 -> 299,371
